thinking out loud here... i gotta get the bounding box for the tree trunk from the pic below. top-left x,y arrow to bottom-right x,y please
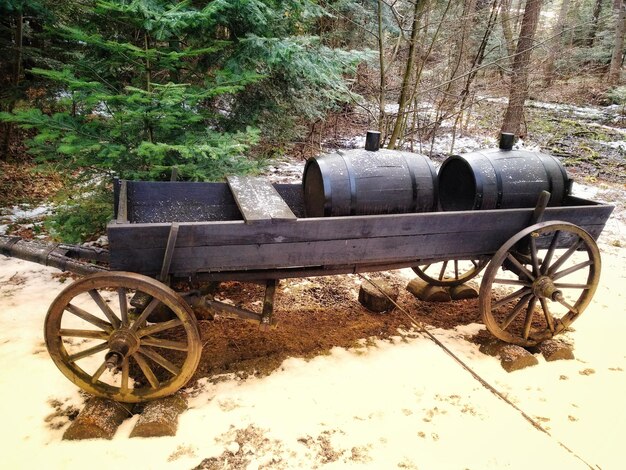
501,0 -> 516,63
608,0 -> 626,85
387,0 -> 424,150
377,0 -> 386,135
501,0 -> 543,137
586,0 -> 604,47
544,0 -> 570,86
1,13 -> 23,161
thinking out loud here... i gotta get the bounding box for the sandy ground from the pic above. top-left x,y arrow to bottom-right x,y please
0,196 -> 625,469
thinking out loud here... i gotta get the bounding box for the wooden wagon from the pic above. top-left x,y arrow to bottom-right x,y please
0,175 -> 614,403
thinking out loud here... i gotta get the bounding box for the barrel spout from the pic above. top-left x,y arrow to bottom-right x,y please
499,132 -> 515,150
365,131 -> 381,151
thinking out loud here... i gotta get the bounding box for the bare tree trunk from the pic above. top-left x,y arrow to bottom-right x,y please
377,0 -> 386,135
544,0 -> 570,86
608,0 -> 626,85
501,0 -> 516,63
387,0 -> 424,149
1,13 -> 23,161
501,0 -> 543,136
587,0 -> 604,47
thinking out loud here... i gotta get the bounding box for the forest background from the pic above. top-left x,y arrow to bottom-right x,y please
1,0 -> 625,242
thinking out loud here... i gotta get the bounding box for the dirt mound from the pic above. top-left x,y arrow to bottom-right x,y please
191,274 -> 482,383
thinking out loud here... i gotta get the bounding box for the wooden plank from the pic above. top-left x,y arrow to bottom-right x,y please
227,176 -> 297,223
107,202 -> 613,250
117,180 -> 128,223
109,218 -> 609,276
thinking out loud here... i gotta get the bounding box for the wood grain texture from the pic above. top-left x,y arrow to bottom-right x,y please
227,176 -> 297,223
107,186 -> 613,282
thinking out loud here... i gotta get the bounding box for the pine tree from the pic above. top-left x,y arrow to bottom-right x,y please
1,0 -> 366,177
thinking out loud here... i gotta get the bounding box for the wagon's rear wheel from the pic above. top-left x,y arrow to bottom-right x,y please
412,257 -> 489,287
44,272 -> 201,403
480,221 -> 600,347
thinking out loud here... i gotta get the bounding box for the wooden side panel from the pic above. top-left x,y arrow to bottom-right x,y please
108,203 -> 614,249
108,201 -> 613,277
226,176 -> 297,223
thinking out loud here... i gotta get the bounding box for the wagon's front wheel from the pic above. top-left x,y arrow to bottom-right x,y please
44,272 -> 201,403
480,222 -> 601,347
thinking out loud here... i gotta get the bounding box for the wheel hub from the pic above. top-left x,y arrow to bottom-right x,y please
532,276 -> 562,301
105,328 -> 140,369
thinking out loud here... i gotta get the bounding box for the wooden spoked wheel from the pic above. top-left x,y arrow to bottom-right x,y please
44,272 -> 201,403
413,257 -> 489,287
480,221 -> 601,347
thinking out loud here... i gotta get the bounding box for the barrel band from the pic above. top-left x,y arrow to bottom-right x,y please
483,154 -> 503,209
403,155 -> 419,212
312,158 -> 333,217
469,157 -> 484,210
426,158 -> 438,212
536,154 -> 554,201
342,155 -> 358,216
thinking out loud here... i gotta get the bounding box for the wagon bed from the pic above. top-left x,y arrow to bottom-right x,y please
109,179 -> 613,281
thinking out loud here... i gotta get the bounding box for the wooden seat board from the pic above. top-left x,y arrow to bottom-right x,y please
227,176 -> 297,224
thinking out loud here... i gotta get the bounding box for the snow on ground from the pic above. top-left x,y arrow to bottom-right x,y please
1,230 -> 625,469
0,204 -> 52,237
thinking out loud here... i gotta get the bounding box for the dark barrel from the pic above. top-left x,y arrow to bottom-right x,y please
438,149 -> 570,211
303,148 -> 438,217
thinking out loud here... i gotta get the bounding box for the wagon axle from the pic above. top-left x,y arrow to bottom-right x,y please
105,329 -> 140,370
531,276 -> 561,301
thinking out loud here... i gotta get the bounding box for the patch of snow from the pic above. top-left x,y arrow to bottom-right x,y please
0,204 -> 53,235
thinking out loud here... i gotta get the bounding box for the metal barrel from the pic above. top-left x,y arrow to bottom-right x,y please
303,148 -> 438,217
437,149 -> 570,211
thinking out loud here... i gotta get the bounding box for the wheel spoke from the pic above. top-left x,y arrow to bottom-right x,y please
138,347 -> 181,376
529,237 -> 541,276
90,360 -> 108,384
137,319 -> 183,338
471,259 -> 478,268
493,278 -> 532,287
129,297 -> 161,332
59,329 -> 110,340
553,282 -> 593,289
421,264 -> 431,272
439,261 -> 448,281
506,253 -> 535,281
120,357 -> 129,394
88,289 -> 121,328
541,230 -> 561,275
66,304 -> 113,332
500,293 -> 533,331
522,297 -> 538,340
141,336 -> 188,351
493,287 -> 531,309
132,353 -> 160,389
539,297 -> 555,333
454,260 -> 459,280
556,296 -> 578,315
118,288 -> 129,326
67,342 -> 109,363
547,238 -> 583,276
552,260 -> 593,281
